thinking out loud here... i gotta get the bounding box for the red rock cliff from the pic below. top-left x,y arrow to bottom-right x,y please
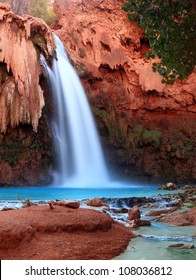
0,3 -> 55,186
53,0 -> 196,183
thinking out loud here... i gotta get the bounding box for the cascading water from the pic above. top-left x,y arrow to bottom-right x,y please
41,34 -> 109,187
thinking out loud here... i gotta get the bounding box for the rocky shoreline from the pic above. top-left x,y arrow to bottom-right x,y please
0,204 -> 134,260
0,185 -> 195,259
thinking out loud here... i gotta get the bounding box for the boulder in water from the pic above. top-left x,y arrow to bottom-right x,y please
87,198 -> 109,208
128,206 -> 140,220
129,219 -> 151,228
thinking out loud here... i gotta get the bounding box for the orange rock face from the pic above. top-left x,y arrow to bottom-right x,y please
0,4 -> 55,186
0,3 -> 55,133
53,0 -> 196,183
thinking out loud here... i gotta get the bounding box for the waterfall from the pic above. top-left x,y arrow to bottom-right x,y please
41,34 -> 109,187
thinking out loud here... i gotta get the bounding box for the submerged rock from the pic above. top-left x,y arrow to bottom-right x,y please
111,208 -> 129,214
129,219 -> 151,228
103,197 -> 156,208
168,243 -> 195,249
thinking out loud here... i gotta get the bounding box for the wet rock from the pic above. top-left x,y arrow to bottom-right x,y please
104,197 -> 156,208
87,198 -> 109,208
168,243 -> 195,249
158,182 -> 180,190
64,201 -> 80,209
183,185 -> 196,192
129,219 -> 151,228
111,208 -> 129,214
147,209 -> 171,216
148,205 -> 181,216
135,219 -> 151,226
158,206 -> 196,226
128,206 -> 140,220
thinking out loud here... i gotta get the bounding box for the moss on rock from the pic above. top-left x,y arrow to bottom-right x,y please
142,130 -> 162,147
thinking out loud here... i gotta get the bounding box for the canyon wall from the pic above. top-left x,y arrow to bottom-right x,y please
53,0 -> 196,183
0,1 -> 195,185
0,3 -> 55,185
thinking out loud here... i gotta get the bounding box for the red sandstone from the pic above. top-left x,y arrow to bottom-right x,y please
0,205 -> 134,260
158,207 -> 196,226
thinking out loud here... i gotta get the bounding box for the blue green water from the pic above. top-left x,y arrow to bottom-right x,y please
116,222 -> 196,260
0,184 -> 179,201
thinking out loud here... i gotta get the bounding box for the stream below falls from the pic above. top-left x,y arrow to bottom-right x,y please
0,185 -> 195,260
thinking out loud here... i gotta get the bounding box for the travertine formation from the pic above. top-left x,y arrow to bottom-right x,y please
0,3 -> 55,186
0,3 -> 55,133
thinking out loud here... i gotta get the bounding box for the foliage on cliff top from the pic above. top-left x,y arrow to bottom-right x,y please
0,0 -> 57,25
123,0 -> 196,84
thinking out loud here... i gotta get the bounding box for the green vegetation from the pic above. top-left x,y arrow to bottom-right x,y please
0,133 -> 43,165
30,0 -> 48,19
142,130 -> 162,146
30,0 -> 57,25
187,203 -> 196,208
0,142 -> 23,164
79,48 -> 86,59
123,0 -> 196,84
0,0 -> 57,25
92,105 -> 163,151
45,6 -> 57,25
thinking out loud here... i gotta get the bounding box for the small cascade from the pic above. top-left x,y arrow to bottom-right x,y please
141,235 -> 194,242
41,34 -> 109,187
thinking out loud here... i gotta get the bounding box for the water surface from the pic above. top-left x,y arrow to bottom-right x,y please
0,184 -> 180,201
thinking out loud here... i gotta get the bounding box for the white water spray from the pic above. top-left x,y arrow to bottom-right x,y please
41,34 -> 109,187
